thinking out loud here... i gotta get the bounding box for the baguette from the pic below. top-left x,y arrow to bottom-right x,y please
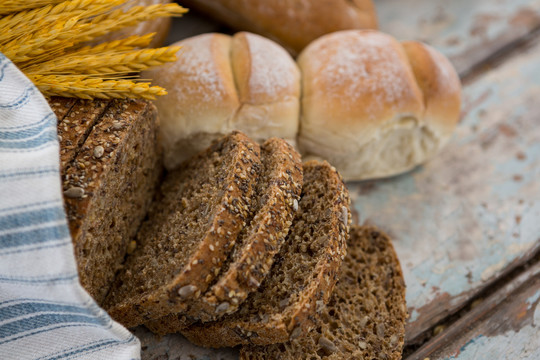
179,0 -> 377,54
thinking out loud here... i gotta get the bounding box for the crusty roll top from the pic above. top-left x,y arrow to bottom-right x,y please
298,31 -> 425,139
143,32 -> 300,170
230,32 -> 301,144
402,41 -> 462,135
297,30 -> 462,180
146,29 -> 461,180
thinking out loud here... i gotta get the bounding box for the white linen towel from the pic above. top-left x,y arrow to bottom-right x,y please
0,53 -> 140,360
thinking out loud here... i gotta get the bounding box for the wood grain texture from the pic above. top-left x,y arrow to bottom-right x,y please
134,326 -> 238,360
407,260 -> 540,360
376,0 -> 540,75
349,34 -> 540,343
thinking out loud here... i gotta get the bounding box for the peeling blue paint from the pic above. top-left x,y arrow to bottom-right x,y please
351,25 -> 540,333
525,290 -> 540,310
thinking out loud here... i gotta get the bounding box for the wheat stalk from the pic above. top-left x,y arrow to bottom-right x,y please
2,18 -> 82,63
19,34 -> 157,71
0,0 -> 121,44
0,0 -> 65,15
0,0 -> 187,100
30,74 -> 168,100
24,46 -> 180,75
74,3 -> 188,43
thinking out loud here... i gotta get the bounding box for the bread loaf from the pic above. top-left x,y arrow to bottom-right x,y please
142,32 -> 301,170
297,30 -> 461,181
144,29 -> 461,181
51,97 -> 163,304
180,160 -> 350,347
178,0 -> 377,54
240,225 -> 407,359
145,138 -> 303,333
104,132 -> 261,328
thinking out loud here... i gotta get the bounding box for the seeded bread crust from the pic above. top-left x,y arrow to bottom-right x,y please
54,99 -> 163,304
52,98 -> 109,171
104,131 -> 262,328
181,160 -> 350,347
145,138 -> 303,334
240,225 -> 407,359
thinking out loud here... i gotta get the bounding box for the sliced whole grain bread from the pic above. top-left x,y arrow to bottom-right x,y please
52,98 -> 162,304
240,225 -> 408,360
180,160 -> 351,347
145,138 -> 303,334
103,131 -> 262,328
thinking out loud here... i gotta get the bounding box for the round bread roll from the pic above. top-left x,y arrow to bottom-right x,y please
297,30 -> 461,181
179,0 -> 377,55
89,0 -> 172,48
143,32 -> 301,169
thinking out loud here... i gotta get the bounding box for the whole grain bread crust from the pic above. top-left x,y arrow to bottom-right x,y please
56,99 -> 162,304
180,160 -> 350,347
239,225 -> 408,360
145,138 -> 303,333
105,131 -> 262,328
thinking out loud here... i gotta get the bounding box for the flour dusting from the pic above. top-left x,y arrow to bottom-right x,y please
306,31 -> 418,118
244,33 -> 298,100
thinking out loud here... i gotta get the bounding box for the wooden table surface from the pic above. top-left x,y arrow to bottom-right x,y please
138,1 -> 540,359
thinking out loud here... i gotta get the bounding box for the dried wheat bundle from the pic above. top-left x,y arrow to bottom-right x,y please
0,0 -> 187,99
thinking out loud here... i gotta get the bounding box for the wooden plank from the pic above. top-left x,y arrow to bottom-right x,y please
134,326 -> 238,360
407,260 -> 540,360
349,34 -> 540,344
376,0 -> 540,75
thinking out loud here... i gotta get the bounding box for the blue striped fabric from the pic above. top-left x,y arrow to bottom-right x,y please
0,53 -> 140,359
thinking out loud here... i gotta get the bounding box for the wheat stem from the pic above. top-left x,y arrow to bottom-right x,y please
24,46 -> 180,75
29,74 -> 167,100
1,1 -> 184,100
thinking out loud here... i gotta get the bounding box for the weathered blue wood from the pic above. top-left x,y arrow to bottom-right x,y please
407,260 -> 540,360
350,35 -> 540,342
134,326 -> 239,360
376,0 -> 540,75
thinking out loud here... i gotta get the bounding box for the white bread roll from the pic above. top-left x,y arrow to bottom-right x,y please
178,0 -> 377,55
297,30 -> 461,181
143,32 -> 300,169
90,0 -> 172,48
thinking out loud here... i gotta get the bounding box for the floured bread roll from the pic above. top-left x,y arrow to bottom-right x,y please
297,30 -> 461,181
143,32 -> 301,169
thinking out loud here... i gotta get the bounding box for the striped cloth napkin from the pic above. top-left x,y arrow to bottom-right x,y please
0,53 -> 140,359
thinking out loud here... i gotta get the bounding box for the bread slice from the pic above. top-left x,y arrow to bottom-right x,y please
240,225 -> 407,360
52,98 -> 162,304
181,160 -> 350,347
104,131 -> 262,328
145,138 -> 303,334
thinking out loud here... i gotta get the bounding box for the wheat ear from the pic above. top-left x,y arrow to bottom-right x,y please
0,0 -> 65,15
29,74 -> 167,100
0,0 -> 121,44
24,46 -> 180,75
